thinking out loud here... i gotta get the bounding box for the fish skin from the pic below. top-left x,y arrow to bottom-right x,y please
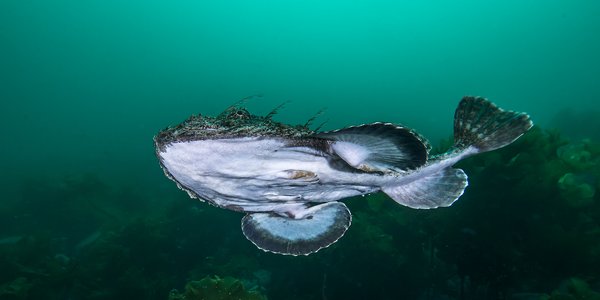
154,106 -> 316,152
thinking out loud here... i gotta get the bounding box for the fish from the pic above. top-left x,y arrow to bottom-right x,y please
154,96 -> 533,255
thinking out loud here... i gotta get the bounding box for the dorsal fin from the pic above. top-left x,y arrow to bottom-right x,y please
225,94 -> 263,110
265,101 -> 290,119
315,123 -> 428,172
304,108 -> 327,128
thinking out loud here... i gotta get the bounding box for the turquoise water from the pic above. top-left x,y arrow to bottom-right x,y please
1,1 -> 599,299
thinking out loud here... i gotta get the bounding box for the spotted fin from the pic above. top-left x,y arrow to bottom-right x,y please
454,96 -> 533,152
316,123 -> 428,172
241,202 -> 351,256
382,168 -> 468,209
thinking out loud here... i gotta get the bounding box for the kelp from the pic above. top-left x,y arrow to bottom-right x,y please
168,275 -> 267,300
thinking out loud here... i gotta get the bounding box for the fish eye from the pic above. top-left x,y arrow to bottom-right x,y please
228,108 -> 250,119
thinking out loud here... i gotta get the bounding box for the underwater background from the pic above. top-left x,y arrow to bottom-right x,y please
1,0 -> 599,299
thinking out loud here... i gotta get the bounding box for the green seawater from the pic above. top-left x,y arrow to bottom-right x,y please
1,1 -> 599,299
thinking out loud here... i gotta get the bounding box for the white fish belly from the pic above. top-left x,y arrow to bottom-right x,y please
158,137 -> 377,210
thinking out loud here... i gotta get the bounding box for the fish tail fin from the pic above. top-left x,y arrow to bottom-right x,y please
453,96 -> 533,152
382,97 -> 531,209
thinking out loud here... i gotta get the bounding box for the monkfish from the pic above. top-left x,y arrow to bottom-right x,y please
154,96 -> 533,255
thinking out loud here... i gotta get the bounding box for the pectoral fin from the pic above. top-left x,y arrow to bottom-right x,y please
316,123 -> 429,172
241,202 -> 351,255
